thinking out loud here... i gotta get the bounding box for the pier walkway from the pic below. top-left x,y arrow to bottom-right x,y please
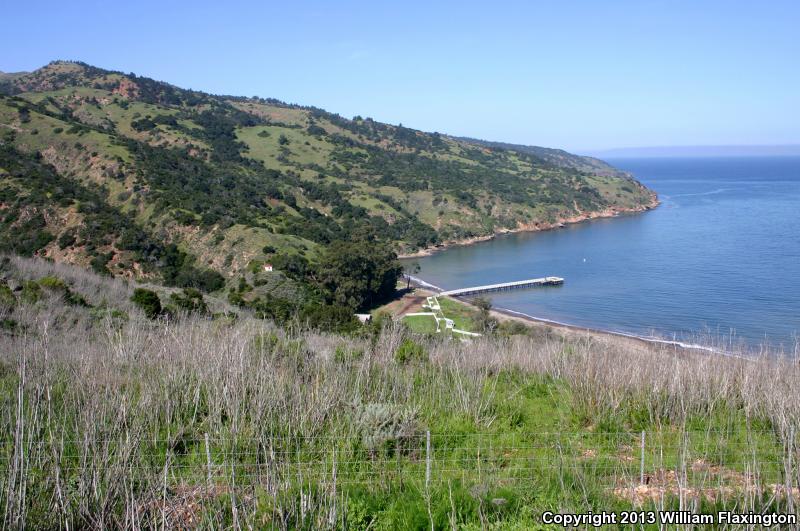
440,277 -> 564,297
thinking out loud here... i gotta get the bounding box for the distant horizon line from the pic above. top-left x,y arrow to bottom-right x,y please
581,144 -> 800,158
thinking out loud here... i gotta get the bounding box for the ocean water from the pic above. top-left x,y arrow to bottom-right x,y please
405,157 -> 800,352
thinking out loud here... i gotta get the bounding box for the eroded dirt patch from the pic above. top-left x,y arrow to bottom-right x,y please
611,459 -> 799,506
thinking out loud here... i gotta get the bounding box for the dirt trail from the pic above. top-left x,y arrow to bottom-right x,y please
375,292 -> 428,317
395,295 -> 427,315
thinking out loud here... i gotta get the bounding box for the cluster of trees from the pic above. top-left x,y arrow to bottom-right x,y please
131,287 -> 210,319
228,279 -> 361,334
130,114 -> 178,132
320,126 -> 612,217
109,97 -> 437,249
124,138 -> 266,228
227,237 -> 402,331
308,109 -> 446,151
315,239 -> 402,310
190,105 -> 258,163
273,237 -> 401,312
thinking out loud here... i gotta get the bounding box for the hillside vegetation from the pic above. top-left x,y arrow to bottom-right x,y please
1,255 -> 798,528
0,61 -> 655,290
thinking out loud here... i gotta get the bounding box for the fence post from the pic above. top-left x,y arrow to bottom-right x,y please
640,431 -> 646,485
789,427 -> 796,511
477,433 -> 482,482
425,430 -> 431,491
205,433 -> 212,488
330,449 -> 338,527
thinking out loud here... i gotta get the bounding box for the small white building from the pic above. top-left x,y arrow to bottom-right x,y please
263,264 -> 273,272
354,313 -> 372,324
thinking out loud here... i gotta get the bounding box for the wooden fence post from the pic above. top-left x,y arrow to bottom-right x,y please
205,433 -> 212,488
640,431 -> 646,484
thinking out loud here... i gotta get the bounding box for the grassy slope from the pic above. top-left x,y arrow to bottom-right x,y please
0,256 -> 796,528
1,61 -> 656,287
457,136 -> 631,177
0,95 -> 313,280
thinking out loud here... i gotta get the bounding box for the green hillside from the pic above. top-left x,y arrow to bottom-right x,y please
0,61 -> 656,291
456,136 -> 633,177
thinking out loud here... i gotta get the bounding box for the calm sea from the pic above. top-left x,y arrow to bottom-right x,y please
405,157 -> 800,352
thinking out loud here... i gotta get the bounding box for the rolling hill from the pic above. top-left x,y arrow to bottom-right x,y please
0,60 -> 656,289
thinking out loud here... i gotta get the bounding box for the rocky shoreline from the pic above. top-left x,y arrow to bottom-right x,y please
399,194 -> 660,259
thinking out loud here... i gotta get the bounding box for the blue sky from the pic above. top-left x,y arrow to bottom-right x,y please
2,0 -> 798,151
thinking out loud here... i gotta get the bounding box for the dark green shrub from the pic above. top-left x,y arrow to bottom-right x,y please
169,288 -> 208,315
131,117 -> 157,132
172,210 -> 197,225
0,282 -> 15,310
236,277 -> 251,293
131,288 -> 162,319
473,296 -> 498,333
57,229 -> 77,249
298,303 -> 359,333
394,338 -> 426,365
19,277 -> 89,307
90,307 -> 128,327
250,332 -> 279,354
193,269 -> 225,292
227,290 -> 244,306
20,281 -> 42,303
334,345 -> 364,363
90,253 -> 113,276
498,320 -> 529,336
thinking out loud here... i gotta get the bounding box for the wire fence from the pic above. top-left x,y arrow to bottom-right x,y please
4,429 -> 798,492
3,429 -> 799,528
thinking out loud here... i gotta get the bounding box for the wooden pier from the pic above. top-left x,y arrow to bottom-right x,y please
440,277 -> 564,297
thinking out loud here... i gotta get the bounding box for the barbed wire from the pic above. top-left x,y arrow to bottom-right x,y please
1,459 -> 791,470
3,428 -> 794,444
3,429 -> 797,491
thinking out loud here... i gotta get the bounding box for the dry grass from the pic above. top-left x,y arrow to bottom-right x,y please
1,256 -> 798,528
